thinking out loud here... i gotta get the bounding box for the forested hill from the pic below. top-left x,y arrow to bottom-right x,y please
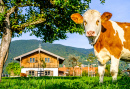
4,40 -> 94,69
3,40 -> 129,74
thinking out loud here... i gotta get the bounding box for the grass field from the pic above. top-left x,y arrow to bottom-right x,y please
0,76 -> 129,89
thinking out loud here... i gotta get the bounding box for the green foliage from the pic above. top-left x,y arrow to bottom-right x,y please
28,75 -> 32,77
68,55 -> 80,76
40,58 -> 46,68
1,0 -> 105,42
6,62 -> 21,76
82,70 -> 88,76
0,76 -> 130,89
68,55 -> 79,67
0,0 -> 102,42
86,52 -> 97,64
105,64 -> 122,77
105,64 -> 111,77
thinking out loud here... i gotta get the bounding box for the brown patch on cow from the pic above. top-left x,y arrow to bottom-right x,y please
101,12 -> 112,23
111,71 -> 115,76
116,22 -> 130,50
103,59 -> 106,64
94,21 -> 123,59
96,20 -> 100,26
71,13 -> 83,24
84,21 -> 87,25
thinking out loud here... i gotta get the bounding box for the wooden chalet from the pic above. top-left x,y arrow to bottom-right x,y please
14,47 -> 65,77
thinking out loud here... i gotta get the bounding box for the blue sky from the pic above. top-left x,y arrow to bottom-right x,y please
11,0 -> 130,49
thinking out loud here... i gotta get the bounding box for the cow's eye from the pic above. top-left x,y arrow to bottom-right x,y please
96,20 -> 100,25
84,21 -> 87,25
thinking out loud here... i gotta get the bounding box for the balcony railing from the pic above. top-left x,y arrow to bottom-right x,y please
21,63 -> 58,68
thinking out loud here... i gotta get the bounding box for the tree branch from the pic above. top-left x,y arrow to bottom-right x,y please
11,18 -> 46,31
18,3 -> 40,7
0,0 -> 5,13
7,3 -> 40,16
7,6 -> 16,16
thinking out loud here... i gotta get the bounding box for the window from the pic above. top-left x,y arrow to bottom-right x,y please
29,71 -> 35,76
30,58 -> 35,63
44,70 -> 51,76
33,58 -> 35,62
30,58 -> 32,62
45,58 -> 47,62
48,58 -> 50,62
45,58 -> 50,63
48,71 -> 50,75
45,71 -> 47,75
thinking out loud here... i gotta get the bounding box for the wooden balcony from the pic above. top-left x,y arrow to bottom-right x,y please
21,63 -> 58,68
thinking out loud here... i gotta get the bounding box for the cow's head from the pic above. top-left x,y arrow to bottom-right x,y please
71,10 -> 112,44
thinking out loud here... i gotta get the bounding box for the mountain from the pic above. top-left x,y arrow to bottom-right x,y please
3,40 -> 129,74
3,40 -> 94,73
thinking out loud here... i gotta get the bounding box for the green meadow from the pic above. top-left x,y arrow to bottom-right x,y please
0,76 -> 129,89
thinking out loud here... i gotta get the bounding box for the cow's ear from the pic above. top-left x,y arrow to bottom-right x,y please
101,12 -> 112,23
71,13 -> 83,24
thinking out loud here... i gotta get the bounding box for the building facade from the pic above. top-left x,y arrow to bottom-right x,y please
14,47 -> 65,77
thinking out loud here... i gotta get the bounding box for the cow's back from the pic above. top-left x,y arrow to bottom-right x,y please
94,20 -> 130,62
94,20 -> 123,59
116,22 -> 130,61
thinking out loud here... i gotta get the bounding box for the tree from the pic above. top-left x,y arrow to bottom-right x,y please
68,55 -> 79,76
86,52 -> 97,64
40,58 -> 46,76
77,61 -> 82,76
6,62 -> 21,76
0,0 -> 105,82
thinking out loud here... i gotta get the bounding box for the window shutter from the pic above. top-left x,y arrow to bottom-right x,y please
35,71 -> 37,77
48,58 -> 50,62
51,71 -> 53,76
26,71 -> 29,76
30,58 -> 32,62
45,58 -> 47,62
36,57 -> 38,63
50,58 -> 53,63
27,59 -> 29,63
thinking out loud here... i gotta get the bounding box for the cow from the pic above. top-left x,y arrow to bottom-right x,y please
71,10 -> 130,83
20,73 -> 27,77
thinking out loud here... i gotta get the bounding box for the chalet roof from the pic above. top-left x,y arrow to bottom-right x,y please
14,48 -> 65,64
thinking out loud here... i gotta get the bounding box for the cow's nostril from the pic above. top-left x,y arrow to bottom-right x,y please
87,31 -> 95,36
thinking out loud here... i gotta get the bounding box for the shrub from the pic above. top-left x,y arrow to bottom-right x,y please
82,70 -> 88,76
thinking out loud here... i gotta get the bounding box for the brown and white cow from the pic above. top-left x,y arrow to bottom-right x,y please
71,10 -> 130,83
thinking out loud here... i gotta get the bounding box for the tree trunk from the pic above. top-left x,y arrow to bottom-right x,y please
81,68 -> 82,77
0,15 -> 12,82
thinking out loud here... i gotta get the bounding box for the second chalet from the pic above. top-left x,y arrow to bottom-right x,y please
14,46 -> 65,77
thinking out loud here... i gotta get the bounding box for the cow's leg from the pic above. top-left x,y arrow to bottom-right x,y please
110,56 -> 120,82
98,61 -> 106,83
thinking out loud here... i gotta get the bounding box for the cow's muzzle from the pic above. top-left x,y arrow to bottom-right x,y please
86,31 -> 95,37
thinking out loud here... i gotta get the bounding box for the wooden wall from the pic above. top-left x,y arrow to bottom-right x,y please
21,51 -> 59,68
